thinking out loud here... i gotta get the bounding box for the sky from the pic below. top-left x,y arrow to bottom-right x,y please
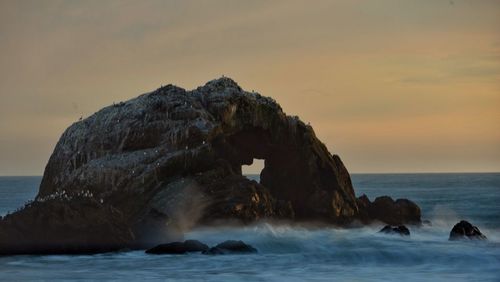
0,0 -> 499,175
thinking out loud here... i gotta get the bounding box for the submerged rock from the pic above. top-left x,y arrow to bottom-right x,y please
449,220 -> 486,241
0,77 -> 421,254
379,225 -> 410,236
145,239 -> 208,254
202,240 -> 257,255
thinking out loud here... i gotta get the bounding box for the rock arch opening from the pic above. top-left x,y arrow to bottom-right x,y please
242,158 -> 264,182
215,124 -> 355,221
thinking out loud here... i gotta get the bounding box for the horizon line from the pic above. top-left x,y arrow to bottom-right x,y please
1,171 -> 499,177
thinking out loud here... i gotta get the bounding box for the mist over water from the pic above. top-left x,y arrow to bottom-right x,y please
0,173 -> 499,281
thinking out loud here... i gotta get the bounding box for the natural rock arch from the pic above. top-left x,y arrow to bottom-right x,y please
37,78 -> 359,231
211,119 -> 359,222
0,77 -> 420,254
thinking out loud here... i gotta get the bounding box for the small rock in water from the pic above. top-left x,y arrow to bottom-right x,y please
146,242 -> 186,254
449,220 -> 486,241
379,225 -> 410,236
145,240 -> 208,254
202,240 -> 257,255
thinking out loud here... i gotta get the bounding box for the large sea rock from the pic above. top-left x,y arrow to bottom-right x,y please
0,77 -> 421,254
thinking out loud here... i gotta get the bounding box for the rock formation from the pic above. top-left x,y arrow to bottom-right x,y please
356,195 -> 421,226
379,225 -> 410,236
145,239 -> 208,254
449,220 -> 486,241
0,77 -> 421,254
0,198 -> 134,255
202,240 -> 257,255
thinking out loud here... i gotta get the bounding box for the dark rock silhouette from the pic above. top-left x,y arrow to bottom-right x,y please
449,220 -> 486,241
379,225 -> 410,236
0,77 -> 421,254
203,240 -> 257,255
356,194 -> 421,225
145,240 -> 208,254
0,198 -> 134,255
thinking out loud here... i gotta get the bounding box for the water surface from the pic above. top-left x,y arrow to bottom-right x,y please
0,173 -> 499,281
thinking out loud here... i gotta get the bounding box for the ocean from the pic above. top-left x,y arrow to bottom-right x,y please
0,173 -> 499,281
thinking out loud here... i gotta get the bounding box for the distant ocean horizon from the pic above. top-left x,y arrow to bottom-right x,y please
0,173 -> 499,281
2,171 -> 499,177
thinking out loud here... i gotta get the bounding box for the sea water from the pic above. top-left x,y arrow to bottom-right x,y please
0,173 -> 498,281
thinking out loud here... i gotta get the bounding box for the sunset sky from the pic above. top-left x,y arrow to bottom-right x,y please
1,0 -> 499,175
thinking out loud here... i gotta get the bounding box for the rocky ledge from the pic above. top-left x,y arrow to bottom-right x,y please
0,77 -> 421,254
